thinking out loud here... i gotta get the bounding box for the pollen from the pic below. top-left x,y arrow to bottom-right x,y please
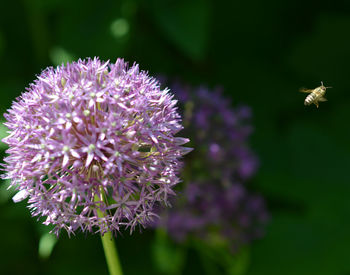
88,144 -> 96,152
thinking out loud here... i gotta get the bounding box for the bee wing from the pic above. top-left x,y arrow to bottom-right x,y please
318,97 -> 327,102
299,88 -> 313,93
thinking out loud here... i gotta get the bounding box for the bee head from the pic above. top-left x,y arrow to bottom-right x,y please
320,81 -> 332,90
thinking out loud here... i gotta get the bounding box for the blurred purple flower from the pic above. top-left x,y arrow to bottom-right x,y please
179,86 -> 258,182
156,82 -> 268,251
165,182 -> 268,246
2,58 -> 190,236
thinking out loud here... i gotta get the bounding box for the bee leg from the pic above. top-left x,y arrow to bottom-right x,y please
315,102 -> 319,108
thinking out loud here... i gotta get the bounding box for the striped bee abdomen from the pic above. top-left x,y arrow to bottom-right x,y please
304,93 -> 316,105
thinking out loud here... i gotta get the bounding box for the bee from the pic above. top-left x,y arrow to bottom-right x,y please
300,81 -> 331,108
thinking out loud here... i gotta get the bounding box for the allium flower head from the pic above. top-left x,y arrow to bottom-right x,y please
156,82 -> 268,251
2,57 -> 190,235
178,85 -> 258,182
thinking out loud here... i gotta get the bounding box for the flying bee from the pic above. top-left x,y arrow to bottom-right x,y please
299,81 -> 332,108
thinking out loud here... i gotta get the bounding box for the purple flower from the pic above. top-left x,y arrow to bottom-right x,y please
179,86 -> 258,182
165,182 -> 268,247
2,58 -> 190,236
155,82 -> 268,251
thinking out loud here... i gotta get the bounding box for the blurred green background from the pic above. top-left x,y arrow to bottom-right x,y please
1,0 -> 350,274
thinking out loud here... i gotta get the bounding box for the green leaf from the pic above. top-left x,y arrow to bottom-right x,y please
0,179 -> 14,204
152,229 -> 186,274
49,46 -> 75,67
226,248 -> 250,275
38,232 -> 58,260
0,120 -> 8,150
194,239 -> 250,275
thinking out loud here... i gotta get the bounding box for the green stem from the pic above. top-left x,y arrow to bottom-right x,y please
100,231 -> 123,275
95,191 -> 123,275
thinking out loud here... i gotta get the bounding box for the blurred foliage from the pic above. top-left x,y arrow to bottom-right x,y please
152,229 -> 186,274
49,46 -> 75,66
1,0 -> 350,274
148,0 -> 211,60
38,232 -> 58,260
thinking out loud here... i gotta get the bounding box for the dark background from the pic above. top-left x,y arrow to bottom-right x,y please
1,0 -> 350,274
